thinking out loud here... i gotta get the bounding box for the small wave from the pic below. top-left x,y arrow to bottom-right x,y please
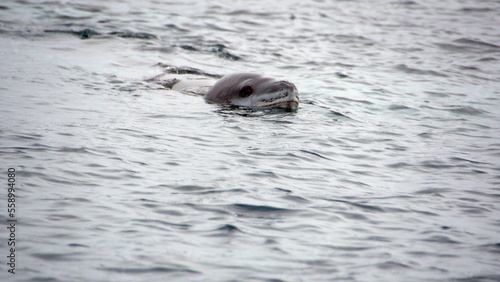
54,14 -> 92,20
478,243 -> 500,254
300,149 -> 333,160
133,219 -> 190,230
108,31 -> 157,39
191,189 -> 249,195
171,185 -> 212,192
48,214 -> 81,221
376,261 -> 411,270
419,160 -> 453,169
281,194 -> 310,204
437,38 -> 500,54
32,252 -> 84,261
215,224 -> 241,232
68,243 -> 90,248
176,42 -> 242,61
414,188 -> 451,195
449,157 -> 487,164
164,23 -> 190,33
447,106 -> 486,115
57,146 -> 92,154
454,38 -> 500,49
395,64 -> 448,77
388,104 -> 413,111
387,162 -> 411,168
454,275 -> 500,282
422,105 -> 486,115
478,57 -> 496,62
333,34 -> 375,45
334,96 -> 373,105
326,199 -> 386,212
45,29 -> 157,40
425,91 -> 456,98
460,7 -> 494,13
224,9 -> 276,17
100,266 -> 199,274
340,179 -> 371,187
422,235 -> 461,244
435,43 -> 472,53
69,3 -> 106,13
208,224 -> 244,237
326,245 -> 374,251
337,211 -> 369,220
230,203 -> 294,214
11,133 -> 43,140
45,28 -> 99,39
244,170 -> 280,178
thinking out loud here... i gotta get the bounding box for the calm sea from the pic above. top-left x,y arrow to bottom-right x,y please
1,0 -> 499,281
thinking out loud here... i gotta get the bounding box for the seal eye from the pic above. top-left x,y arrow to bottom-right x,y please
239,86 -> 253,98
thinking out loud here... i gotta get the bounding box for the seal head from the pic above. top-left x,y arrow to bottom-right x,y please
204,73 -> 299,110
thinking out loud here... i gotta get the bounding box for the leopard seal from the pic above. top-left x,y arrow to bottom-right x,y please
204,73 -> 299,110
149,67 -> 299,110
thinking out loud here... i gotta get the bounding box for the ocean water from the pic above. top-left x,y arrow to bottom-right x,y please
1,0 -> 499,281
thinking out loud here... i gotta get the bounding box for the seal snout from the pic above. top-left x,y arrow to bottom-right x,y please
274,80 -> 297,92
257,80 -> 299,110
275,80 -> 299,101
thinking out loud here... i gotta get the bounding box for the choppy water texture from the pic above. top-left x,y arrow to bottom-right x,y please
1,0 -> 500,281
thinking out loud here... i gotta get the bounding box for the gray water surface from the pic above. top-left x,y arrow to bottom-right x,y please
1,0 -> 499,281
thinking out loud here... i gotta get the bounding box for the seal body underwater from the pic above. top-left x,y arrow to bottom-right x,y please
204,73 -> 299,110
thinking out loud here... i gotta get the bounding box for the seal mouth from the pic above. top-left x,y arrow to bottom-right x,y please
264,100 -> 299,110
257,86 -> 299,110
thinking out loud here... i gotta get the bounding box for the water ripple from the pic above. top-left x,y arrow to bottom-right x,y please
2,0 -> 499,280
100,266 -> 199,274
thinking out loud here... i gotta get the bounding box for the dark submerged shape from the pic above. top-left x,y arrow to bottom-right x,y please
204,73 -> 299,110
